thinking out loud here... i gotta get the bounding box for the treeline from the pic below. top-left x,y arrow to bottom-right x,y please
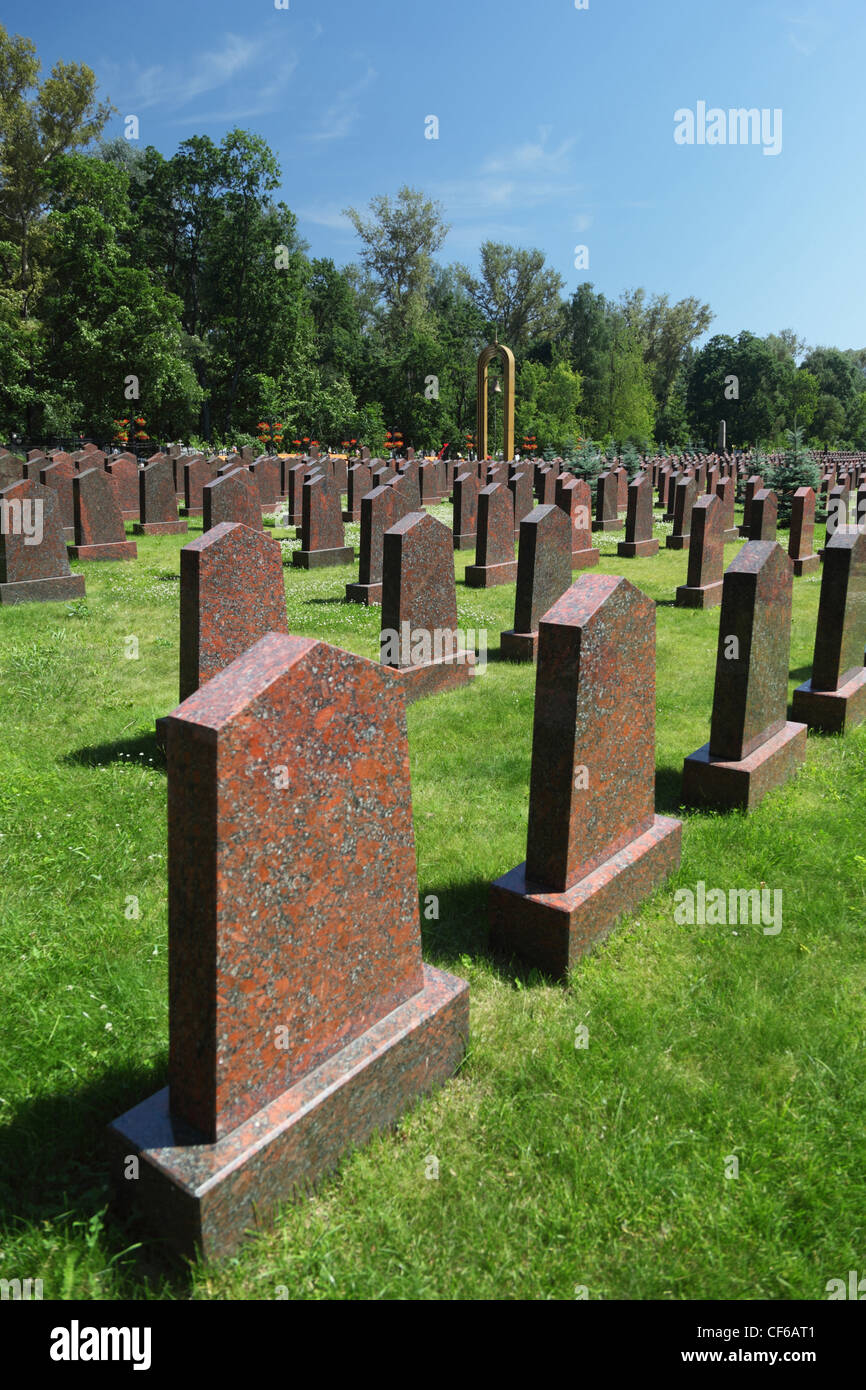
2,25 -> 865,455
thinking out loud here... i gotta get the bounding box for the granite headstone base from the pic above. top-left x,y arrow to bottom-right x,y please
681,722 -> 807,811
723,527 -> 740,544
489,816 -> 682,980
571,546 -> 600,570
133,520 -> 188,536
674,579 -> 723,609
344,579 -> 382,605
665,533 -> 690,551
389,653 -> 475,703
500,628 -> 540,662
292,545 -> 354,569
108,963 -> 468,1261
591,517 -> 623,532
68,540 -> 137,561
792,554 -> 820,577
453,531 -> 477,551
792,670 -> 866,734
464,559 -> 518,588
617,538 -> 659,558
0,575 -> 86,604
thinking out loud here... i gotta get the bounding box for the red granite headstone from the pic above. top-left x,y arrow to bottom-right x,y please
39,459 -> 76,540
592,470 -> 622,532
389,467 -> 421,512
508,468 -> 534,538
682,541 -> 806,809
675,494 -> 724,607
179,521 -> 288,701
202,469 -> 263,533
490,574 -> 682,977
452,471 -> 480,551
249,457 -> 282,511
380,510 -> 475,701
748,488 -> 778,542
344,464 -> 373,522
555,475 -> 599,571
180,458 -> 211,517
501,504 -> 572,662
345,483 -> 408,605
666,474 -> 697,550
69,468 -> 137,560
465,483 -> 518,587
134,458 -> 188,535
715,477 -> 739,543
792,527 -> 866,732
108,631 -> 469,1258
0,478 -> 86,604
788,487 -> 819,575
293,477 -> 354,569
739,475 -> 763,536
618,474 -> 659,557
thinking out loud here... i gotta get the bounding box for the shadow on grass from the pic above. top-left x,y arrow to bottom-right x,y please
64,728 -> 165,770
0,1056 -> 192,1295
655,763 -> 686,817
420,876 -> 574,988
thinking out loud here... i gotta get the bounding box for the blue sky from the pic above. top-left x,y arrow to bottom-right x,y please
8,0 -> 866,349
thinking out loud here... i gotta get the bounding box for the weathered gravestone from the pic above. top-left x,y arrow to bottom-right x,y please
489,574 -> 682,978
792,528 -> 866,733
618,474 -> 659,557
203,469 -> 263,533
555,475 -> 599,570
788,487 -> 819,575
748,488 -> 778,542
0,479 -> 86,604
344,464 -> 373,522
345,484 -> 408,605
501,504 -> 572,662
452,471 -> 480,551
665,474 -> 697,550
675,493 -> 724,608
380,511 -> 475,701
179,522 -> 288,702
682,541 -> 806,810
465,483 -> 518,587
69,468 -> 137,561
108,631 -> 469,1259
134,459 -> 188,535
592,471 -> 622,531
293,477 -> 354,569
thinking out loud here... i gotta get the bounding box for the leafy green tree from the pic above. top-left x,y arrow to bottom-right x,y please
455,242 -> 565,349
687,332 -> 787,446
343,186 -> 448,335
514,360 -> 582,454
38,154 -> 201,437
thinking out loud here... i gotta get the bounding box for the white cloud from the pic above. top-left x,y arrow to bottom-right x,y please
103,33 -> 296,121
303,67 -> 377,143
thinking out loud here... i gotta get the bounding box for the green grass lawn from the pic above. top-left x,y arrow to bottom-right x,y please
1,499 -> 864,1301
